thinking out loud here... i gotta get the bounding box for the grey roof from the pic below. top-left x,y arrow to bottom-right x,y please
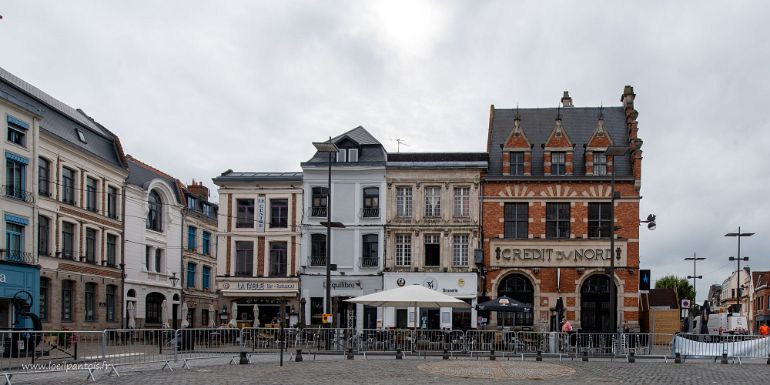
213,170 -> 303,183
387,152 -> 488,169
0,66 -> 126,169
486,106 -> 631,177
127,156 -> 182,204
303,126 -> 387,165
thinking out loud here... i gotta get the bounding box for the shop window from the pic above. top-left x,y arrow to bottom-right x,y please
310,297 -> 324,325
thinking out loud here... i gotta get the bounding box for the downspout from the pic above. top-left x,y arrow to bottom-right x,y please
120,183 -> 127,329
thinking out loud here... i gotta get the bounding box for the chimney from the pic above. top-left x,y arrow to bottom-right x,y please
187,180 -> 209,200
561,91 -> 573,108
621,85 -> 635,108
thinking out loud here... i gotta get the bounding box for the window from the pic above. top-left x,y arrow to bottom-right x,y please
202,266 -> 211,290
395,234 -> 412,266
336,148 -> 347,162
86,177 -> 97,212
270,199 -> 288,228
336,148 -> 358,162
424,186 -> 441,217
187,196 -> 197,210
395,187 -> 412,217
187,226 -> 197,251
424,234 -> 440,267
235,241 -> 254,276
40,278 -> 50,322
75,129 -> 87,143
311,187 -> 328,217
311,234 -> 326,266
85,228 -> 97,264
452,234 -> 469,266
310,297 -> 324,325
593,151 -> 607,176
106,285 -> 116,322
62,222 -> 75,260
504,203 -> 528,239
202,231 -> 210,255
202,203 -> 212,217
5,156 -> 26,200
588,203 -> 612,238
62,167 -> 75,204
154,248 -> 163,272
61,280 -> 74,322
5,222 -> 24,262
362,187 -> 379,217
38,216 -> 50,256
107,186 -> 118,219
145,246 -> 152,270
145,293 -> 164,324
187,262 -> 196,288
510,152 -> 525,176
362,234 -> 378,267
269,242 -> 288,277
106,234 -> 117,267
551,152 -> 566,175
85,282 -> 96,322
147,190 -> 163,231
7,115 -> 27,146
546,203 -> 570,239
453,187 -> 470,217
348,148 -> 358,162
236,199 -> 255,228
38,157 -> 50,196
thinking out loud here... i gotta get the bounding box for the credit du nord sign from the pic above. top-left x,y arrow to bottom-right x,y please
490,240 -> 627,267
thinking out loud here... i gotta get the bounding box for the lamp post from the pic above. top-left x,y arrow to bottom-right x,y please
726,227 -> 754,313
684,253 -> 705,302
120,262 -> 126,329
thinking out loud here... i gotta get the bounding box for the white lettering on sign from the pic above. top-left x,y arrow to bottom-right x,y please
257,196 -> 266,233
323,280 -> 362,290
490,241 -> 627,267
226,281 -> 298,291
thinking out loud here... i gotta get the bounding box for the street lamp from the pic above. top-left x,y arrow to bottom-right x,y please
684,253 -> 705,302
169,272 -> 180,287
640,214 -> 657,230
726,227 -> 754,312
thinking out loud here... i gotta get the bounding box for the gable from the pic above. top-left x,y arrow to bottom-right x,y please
586,117 -> 614,149
544,119 -> 573,149
503,118 -> 531,149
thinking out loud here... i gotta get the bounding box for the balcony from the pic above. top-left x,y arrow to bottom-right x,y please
361,207 -> 380,218
2,185 -> 34,203
311,206 -> 327,217
310,256 -> 327,266
361,257 -> 378,268
0,249 -> 37,265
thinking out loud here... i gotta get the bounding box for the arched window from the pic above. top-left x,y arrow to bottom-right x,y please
147,190 -> 163,231
497,273 -> 534,326
145,292 -> 165,324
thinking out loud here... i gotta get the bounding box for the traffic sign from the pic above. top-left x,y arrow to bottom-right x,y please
639,269 -> 651,291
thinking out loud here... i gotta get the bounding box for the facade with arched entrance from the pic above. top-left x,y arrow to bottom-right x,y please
482,87 -> 644,332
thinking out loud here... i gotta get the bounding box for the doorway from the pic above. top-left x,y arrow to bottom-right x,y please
580,274 -> 615,333
420,309 -> 440,329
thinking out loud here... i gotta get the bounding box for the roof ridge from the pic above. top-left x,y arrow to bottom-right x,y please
127,154 -> 178,181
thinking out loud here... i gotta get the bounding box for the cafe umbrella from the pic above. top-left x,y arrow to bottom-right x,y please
346,284 -> 470,328
476,295 -> 530,327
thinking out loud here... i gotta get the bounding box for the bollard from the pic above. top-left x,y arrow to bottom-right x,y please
239,351 -> 249,365
347,348 -> 354,360
767,353 -> 770,365
582,351 -> 588,362
295,349 -> 303,362
674,352 -> 681,364
396,349 -> 403,359
628,351 -> 635,363
536,350 -> 542,362
721,352 -> 728,364
443,349 -> 449,360
490,349 -> 496,361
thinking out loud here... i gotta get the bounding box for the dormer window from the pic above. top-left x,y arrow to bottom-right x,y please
510,152 -> 524,176
336,148 -> 359,162
593,151 -> 607,176
188,196 -> 197,210
76,129 -> 87,143
551,152 -> 566,175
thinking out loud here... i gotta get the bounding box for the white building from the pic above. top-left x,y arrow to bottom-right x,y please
720,267 -> 753,320
123,156 -> 183,328
300,126 -> 387,330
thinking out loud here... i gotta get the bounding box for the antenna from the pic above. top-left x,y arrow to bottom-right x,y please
556,103 -> 561,120
393,138 -> 408,152
599,103 -> 604,120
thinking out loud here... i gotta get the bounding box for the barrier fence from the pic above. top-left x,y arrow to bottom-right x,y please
1,328 -> 768,383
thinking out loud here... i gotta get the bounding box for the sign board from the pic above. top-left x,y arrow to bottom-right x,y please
681,299 -> 691,309
322,314 -> 333,324
489,240 -> 628,267
639,270 -> 651,291
257,196 -> 266,233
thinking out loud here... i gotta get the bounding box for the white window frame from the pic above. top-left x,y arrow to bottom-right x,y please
395,187 -> 412,218
395,234 -> 412,266
452,234 -> 469,267
424,186 -> 441,217
453,187 -> 470,217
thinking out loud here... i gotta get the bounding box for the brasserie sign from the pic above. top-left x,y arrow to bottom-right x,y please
490,241 -> 627,267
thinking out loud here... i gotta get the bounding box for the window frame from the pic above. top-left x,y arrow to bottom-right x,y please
85,227 -> 97,264
587,202 -> 612,239
504,203 -> 529,239
5,157 -> 26,200
147,190 -> 163,232
40,278 -> 50,322
38,157 -> 50,196
61,280 -> 74,322
269,241 -> 288,277
187,226 -> 197,251
85,176 -> 98,212
423,233 -> 441,267
235,241 -> 254,276
61,221 -> 75,260
269,198 -> 289,228
202,231 -> 210,255
310,234 -> 327,266
202,265 -> 211,290
452,234 -> 469,267
362,187 -> 380,217
236,199 -> 255,228
510,151 -> 525,176
62,167 -> 76,205
85,282 -> 96,322
395,187 -> 412,218
106,285 -> 116,322
187,262 -> 196,288
395,234 -> 412,266
424,186 -> 441,218
106,233 -> 117,267
546,202 -> 571,239
107,186 -> 118,218
453,187 -> 470,218
361,234 -> 378,267
593,151 -> 607,176
551,151 -> 566,176
38,215 -> 50,256
5,222 -> 24,261
154,248 -> 163,273
311,187 -> 328,217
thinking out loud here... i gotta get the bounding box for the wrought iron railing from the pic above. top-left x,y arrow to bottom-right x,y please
310,256 -> 327,266
2,185 -> 34,203
0,249 -> 37,265
362,207 -> 380,218
361,257 -> 379,267
311,206 -> 327,217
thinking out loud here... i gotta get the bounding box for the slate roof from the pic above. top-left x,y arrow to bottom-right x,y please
0,66 -> 127,169
646,288 -> 679,309
212,170 -> 303,183
387,152 -> 488,169
303,126 -> 386,165
127,156 -> 183,204
486,106 -> 631,178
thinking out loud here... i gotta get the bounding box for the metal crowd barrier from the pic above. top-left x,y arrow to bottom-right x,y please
672,333 -> 770,362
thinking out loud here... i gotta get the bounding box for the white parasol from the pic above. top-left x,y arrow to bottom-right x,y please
161,299 -> 170,329
253,304 -> 260,327
181,302 -> 190,328
228,302 -> 238,328
127,302 -> 136,329
346,284 -> 470,328
208,304 -> 215,328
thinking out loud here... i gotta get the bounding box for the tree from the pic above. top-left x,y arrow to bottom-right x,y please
655,275 -> 695,302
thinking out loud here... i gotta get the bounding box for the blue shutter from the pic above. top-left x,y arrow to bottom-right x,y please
7,115 -> 30,130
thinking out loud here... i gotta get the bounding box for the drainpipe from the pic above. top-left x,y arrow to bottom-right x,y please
120,183 -> 127,329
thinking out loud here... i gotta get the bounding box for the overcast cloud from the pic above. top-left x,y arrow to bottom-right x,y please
2,1 -> 768,301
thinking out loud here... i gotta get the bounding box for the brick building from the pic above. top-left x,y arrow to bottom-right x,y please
481,87 -> 644,332
751,271 -> 769,332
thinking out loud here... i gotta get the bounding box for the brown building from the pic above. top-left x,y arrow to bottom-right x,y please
751,271 -> 770,332
481,87 -> 644,332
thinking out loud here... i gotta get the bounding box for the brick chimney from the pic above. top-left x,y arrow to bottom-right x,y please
561,91 -> 573,107
187,179 -> 209,200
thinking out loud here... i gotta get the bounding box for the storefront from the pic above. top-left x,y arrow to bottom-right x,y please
218,277 -> 300,328
0,262 -> 40,329
382,272 -> 477,330
300,274 -> 382,330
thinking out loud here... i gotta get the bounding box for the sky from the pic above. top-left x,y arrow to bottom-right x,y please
1,1 -> 768,302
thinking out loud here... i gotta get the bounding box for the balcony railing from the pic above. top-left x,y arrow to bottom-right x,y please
310,256 -> 327,266
0,249 -> 37,265
2,185 -> 34,203
310,206 -> 327,217
361,257 -> 378,267
361,207 -> 380,218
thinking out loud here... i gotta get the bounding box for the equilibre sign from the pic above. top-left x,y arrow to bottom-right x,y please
490,240 -> 628,267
